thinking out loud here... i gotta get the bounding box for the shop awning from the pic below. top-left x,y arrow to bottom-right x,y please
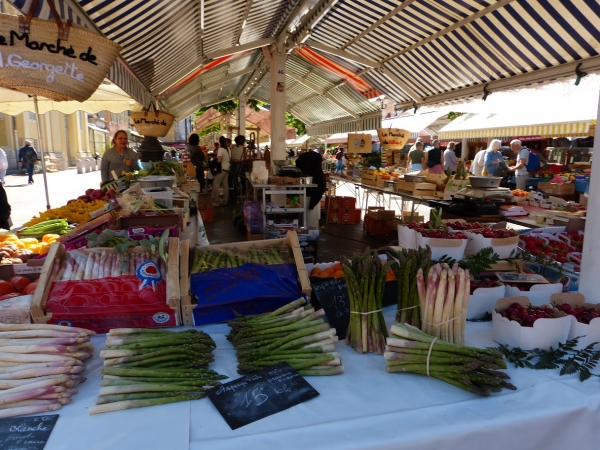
87,124 -> 110,135
438,112 -> 596,140
381,112 -> 447,133
326,130 -> 379,145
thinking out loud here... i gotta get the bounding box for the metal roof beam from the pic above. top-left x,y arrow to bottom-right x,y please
246,69 -> 270,98
340,0 -> 417,50
201,65 -> 260,92
304,40 -> 381,68
287,72 -> 358,118
378,67 -> 422,103
204,38 -> 274,61
290,0 -> 339,43
394,55 -> 600,110
381,0 -> 513,64
234,0 -> 254,44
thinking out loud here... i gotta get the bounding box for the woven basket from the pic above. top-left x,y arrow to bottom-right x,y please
0,6 -> 121,102
131,103 -> 175,137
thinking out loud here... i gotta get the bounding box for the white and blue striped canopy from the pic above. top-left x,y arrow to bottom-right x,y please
5,0 -> 600,131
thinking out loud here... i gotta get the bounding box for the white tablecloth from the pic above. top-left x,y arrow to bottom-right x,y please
40,307 -> 600,450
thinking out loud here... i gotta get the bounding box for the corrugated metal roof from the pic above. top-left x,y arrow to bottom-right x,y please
4,0 -> 599,128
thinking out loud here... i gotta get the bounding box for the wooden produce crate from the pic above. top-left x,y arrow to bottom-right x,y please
57,208 -> 119,250
538,182 -> 575,195
361,172 -> 378,186
181,231 -> 311,326
397,180 -> 436,196
30,239 -> 181,330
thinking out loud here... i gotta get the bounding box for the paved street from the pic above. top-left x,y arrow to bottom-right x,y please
4,168 -> 104,228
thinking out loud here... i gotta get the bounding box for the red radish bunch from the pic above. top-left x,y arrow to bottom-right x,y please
0,276 -> 37,301
554,303 -> 600,324
498,302 -> 556,327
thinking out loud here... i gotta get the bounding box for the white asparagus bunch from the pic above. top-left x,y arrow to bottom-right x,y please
0,324 -> 95,418
44,250 -> 162,285
416,263 -> 470,345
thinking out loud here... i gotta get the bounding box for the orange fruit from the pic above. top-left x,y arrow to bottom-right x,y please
333,270 -> 344,279
310,267 -> 323,276
332,262 -> 342,271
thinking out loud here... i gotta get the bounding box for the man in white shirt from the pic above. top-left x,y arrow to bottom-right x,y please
509,139 -> 530,190
470,149 -> 487,176
443,142 -> 458,173
212,136 -> 231,206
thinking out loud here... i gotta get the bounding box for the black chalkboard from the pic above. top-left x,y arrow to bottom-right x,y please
206,362 -> 319,430
310,277 -> 350,338
0,414 -> 59,450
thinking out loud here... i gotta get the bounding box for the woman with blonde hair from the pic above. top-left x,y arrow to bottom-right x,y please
101,130 -> 140,183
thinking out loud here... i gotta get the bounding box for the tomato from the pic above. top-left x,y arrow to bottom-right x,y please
0,280 -> 15,296
23,281 -> 38,295
0,292 -> 21,301
9,276 -> 31,293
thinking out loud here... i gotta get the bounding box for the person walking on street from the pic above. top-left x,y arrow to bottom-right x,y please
444,142 -> 458,173
18,140 -> 39,184
187,133 -> 205,192
509,139 -> 530,190
0,149 -> 8,184
212,136 -> 230,206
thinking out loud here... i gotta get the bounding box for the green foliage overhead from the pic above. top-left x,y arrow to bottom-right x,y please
197,123 -> 221,138
195,100 -> 239,117
286,112 -> 306,135
447,111 -> 464,121
246,98 -> 269,112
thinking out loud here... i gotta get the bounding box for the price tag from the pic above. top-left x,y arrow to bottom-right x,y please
310,277 -> 350,338
0,414 -> 59,450
207,362 -> 319,430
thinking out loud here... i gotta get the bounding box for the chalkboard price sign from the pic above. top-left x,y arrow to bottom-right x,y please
0,414 -> 59,450
310,277 -> 350,338
207,362 -> 319,430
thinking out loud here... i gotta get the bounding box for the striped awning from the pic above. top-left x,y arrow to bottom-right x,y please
438,112 -> 596,139
5,0 -> 599,129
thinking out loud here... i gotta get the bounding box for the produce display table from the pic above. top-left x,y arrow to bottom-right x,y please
37,306 -> 600,450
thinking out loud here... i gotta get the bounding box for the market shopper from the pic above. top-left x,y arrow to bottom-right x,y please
335,146 -> 345,174
230,135 -> 247,198
0,182 -> 11,230
18,140 -> 39,184
212,136 -> 230,206
444,142 -> 458,173
187,133 -> 206,192
0,149 -> 7,184
483,139 -> 508,177
509,139 -> 530,190
423,139 -> 443,174
470,148 -> 488,176
407,141 -> 424,171
264,145 -> 271,173
101,130 -> 140,183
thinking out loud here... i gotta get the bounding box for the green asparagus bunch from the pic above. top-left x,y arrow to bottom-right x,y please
227,298 -> 344,376
385,323 -> 516,396
90,328 -> 226,414
190,242 -> 292,274
388,246 -> 431,327
342,249 -> 390,354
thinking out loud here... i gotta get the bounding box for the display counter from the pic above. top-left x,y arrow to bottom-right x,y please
36,306 -> 600,450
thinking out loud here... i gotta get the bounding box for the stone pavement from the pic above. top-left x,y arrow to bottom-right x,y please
4,168 -> 104,228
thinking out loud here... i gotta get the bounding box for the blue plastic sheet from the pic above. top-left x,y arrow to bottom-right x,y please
190,263 -> 304,324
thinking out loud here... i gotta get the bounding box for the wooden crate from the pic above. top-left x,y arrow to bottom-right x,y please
397,181 -> 436,195
30,238 -> 181,326
180,231 -> 311,326
538,182 -> 575,195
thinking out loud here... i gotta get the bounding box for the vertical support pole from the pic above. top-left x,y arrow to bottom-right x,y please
269,49 -> 286,174
577,89 -> 600,297
33,95 -> 51,210
238,98 -> 246,138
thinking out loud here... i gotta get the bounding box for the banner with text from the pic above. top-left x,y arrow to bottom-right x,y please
377,128 -> 410,150
0,13 -> 121,102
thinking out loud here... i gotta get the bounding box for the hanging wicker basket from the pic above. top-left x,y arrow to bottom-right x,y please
0,0 -> 122,102
131,102 -> 175,137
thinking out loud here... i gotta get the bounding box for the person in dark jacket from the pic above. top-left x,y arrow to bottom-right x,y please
18,140 -> 39,184
187,133 -> 205,192
294,150 -> 326,210
0,183 -> 11,230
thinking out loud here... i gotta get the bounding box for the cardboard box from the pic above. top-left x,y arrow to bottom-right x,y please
463,231 -> 519,259
341,197 -> 356,210
58,209 -> 118,250
197,194 -> 213,210
116,212 -> 182,238
552,292 -> 600,349
181,181 -> 200,194
444,179 -> 469,200
30,240 -> 181,331
180,232 -> 311,326
504,283 -> 564,306
492,296 -> 571,350
466,285 -> 507,320
200,209 -> 214,223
